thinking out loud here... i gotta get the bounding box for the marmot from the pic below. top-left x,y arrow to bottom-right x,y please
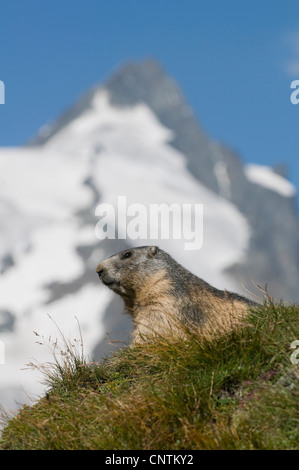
96,246 -> 258,344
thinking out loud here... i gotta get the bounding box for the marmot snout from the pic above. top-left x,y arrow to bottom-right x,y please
96,246 -> 258,344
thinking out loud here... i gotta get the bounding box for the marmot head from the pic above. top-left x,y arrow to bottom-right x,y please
96,246 -> 166,299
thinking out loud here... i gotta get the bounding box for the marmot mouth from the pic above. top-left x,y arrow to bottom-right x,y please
101,278 -> 121,288
100,278 -> 127,296
102,279 -> 117,285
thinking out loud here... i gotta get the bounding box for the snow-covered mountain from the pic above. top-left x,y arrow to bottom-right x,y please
1,59 -> 298,415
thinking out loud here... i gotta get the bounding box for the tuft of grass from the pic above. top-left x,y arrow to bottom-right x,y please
1,301 -> 299,450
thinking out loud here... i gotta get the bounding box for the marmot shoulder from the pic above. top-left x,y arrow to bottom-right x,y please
96,246 -> 258,343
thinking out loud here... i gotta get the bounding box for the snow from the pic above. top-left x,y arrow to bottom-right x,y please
44,91 -> 174,159
0,223 -> 94,312
0,148 -> 92,217
211,143 -> 232,200
0,147 -> 93,264
244,163 -> 296,198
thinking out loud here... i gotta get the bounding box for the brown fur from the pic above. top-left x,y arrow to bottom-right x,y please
131,271 -> 181,343
96,246 -> 258,344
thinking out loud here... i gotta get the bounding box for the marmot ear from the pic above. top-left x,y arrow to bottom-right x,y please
148,246 -> 158,258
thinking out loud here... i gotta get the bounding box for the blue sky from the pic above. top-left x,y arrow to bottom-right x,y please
0,1 -> 299,192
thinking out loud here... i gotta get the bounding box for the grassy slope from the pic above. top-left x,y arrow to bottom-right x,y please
1,301 -> 299,450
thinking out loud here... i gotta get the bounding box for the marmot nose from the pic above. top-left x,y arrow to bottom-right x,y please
96,263 -> 105,278
97,268 -> 104,278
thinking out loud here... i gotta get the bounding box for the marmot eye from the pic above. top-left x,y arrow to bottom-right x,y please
122,251 -> 132,260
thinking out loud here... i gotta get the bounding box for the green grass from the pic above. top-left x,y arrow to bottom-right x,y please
1,301 -> 298,450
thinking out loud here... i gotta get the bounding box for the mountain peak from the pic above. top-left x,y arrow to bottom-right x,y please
29,59 -> 207,156
105,58 -> 180,108
29,59 -> 168,146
